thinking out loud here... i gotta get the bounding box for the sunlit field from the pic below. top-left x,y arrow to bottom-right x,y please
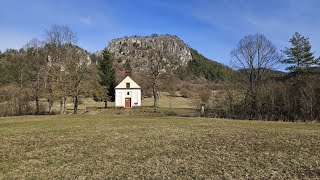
0,109 -> 319,179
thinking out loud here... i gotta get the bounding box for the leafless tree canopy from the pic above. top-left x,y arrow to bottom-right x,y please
231,34 -> 282,86
23,39 -> 47,115
44,25 -> 78,46
42,25 -> 82,114
24,38 -> 43,50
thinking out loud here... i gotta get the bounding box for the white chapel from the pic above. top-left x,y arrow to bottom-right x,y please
114,63 -> 142,108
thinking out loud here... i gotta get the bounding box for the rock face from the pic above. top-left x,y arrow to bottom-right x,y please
107,35 -> 193,72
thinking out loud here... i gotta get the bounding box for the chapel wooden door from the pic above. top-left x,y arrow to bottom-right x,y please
125,98 -> 131,108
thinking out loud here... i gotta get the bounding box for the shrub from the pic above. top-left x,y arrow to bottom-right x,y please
0,84 -> 34,116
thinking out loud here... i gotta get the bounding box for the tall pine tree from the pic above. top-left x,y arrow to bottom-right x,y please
281,32 -> 315,71
97,48 -> 116,108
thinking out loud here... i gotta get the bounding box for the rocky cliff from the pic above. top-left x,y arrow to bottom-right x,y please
107,35 -> 192,71
106,34 -> 231,81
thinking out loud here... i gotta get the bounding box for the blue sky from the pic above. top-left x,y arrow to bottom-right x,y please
1,0 -> 319,68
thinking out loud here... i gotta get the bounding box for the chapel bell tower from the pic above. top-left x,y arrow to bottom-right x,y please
124,62 -> 132,77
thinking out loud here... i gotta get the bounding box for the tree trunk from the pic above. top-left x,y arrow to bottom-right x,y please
17,87 -> 23,115
48,99 -> 53,114
60,96 -> 67,114
35,71 -> 40,115
105,99 -> 108,108
60,99 -> 63,114
35,96 -> 40,115
152,83 -> 158,112
63,96 -> 66,114
48,77 -> 53,114
74,96 -> 78,114
18,99 -> 22,116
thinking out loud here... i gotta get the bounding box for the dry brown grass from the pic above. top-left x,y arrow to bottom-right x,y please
142,94 -> 194,109
0,111 -> 319,179
19,96 -> 168,115
47,95 -> 194,115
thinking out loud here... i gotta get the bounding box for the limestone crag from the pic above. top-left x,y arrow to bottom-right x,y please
107,35 -> 192,72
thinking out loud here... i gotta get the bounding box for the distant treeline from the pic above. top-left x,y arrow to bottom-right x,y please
206,69 -> 320,122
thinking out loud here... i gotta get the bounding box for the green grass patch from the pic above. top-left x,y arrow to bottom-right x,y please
0,112 -> 319,179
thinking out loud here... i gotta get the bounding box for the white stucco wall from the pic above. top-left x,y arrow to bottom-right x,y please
115,89 -> 141,108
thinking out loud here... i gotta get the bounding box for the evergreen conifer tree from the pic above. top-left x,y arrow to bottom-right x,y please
281,32 -> 315,71
98,48 -> 116,108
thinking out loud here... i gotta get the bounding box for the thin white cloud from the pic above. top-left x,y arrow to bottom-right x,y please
184,1 -> 320,57
80,16 -> 92,25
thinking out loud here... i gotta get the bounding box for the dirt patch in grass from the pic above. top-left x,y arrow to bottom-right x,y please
0,114 -> 319,179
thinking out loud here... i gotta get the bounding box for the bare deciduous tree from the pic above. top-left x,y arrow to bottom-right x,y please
231,34 -> 282,116
24,39 -> 46,114
65,46 -> 91,114
43,25 -> 78,114
146,49 -> 168,112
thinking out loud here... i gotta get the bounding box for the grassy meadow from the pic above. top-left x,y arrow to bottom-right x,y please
0,108 -> 320,179
49,94 -> 194,115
